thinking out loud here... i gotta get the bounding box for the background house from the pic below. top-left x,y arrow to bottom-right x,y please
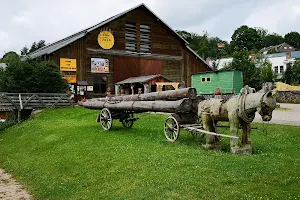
263,51 -> 300,78
259,43 -> 295,55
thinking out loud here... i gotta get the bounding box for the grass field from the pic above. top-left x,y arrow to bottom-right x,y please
0,107 -> 299,200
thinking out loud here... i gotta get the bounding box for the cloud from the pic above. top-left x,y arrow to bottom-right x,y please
1,0 -> 300,55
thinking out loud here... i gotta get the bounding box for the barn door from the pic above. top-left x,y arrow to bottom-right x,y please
114,56 -> 163,83
139,59 -> 163,76
114,56 -> 140,84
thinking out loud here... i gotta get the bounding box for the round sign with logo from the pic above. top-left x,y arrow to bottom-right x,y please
98,31 -> 114,49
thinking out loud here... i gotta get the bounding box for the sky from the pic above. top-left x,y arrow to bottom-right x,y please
1,0 -> 300,58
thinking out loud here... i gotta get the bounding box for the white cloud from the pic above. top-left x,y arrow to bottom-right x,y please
1,0 -> 300,55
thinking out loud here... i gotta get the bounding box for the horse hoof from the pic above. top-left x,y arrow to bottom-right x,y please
202,144 -> 221,152
231,146 -> 252,155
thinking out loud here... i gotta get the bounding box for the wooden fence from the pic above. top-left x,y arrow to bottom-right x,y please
0,93 -> 74,111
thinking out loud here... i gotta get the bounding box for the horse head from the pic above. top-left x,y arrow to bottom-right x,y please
257,91 -> 277,121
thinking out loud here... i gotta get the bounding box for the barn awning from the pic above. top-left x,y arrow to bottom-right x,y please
115,74 -> 171,85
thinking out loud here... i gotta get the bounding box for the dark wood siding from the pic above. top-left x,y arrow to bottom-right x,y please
85,6 -> 184,56
46,37 -> 86,81
43,5 -> 211,92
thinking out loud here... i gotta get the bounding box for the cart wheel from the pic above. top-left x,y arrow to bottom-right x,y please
122,119 -> 134,128
164,116 -> 180,142
100,108 -> 112,130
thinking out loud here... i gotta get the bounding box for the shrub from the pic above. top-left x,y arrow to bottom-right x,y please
0,57 -> 68,93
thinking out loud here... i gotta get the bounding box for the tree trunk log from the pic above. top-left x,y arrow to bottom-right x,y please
97,88 -> 197,101
82,98 -> 194,113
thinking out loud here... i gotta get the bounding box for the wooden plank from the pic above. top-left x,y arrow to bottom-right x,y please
182,126 -> 239,139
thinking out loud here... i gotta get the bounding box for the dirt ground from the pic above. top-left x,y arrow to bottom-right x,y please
0,169 -> 33,200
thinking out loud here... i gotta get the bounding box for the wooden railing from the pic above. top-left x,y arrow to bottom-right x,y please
0,93 -> 74,111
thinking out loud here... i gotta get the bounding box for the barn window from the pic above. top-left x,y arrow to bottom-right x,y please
201,77 -> 206,82
140,24 -> 151,53
125,23 -> 137,52
207,77 -> 211,82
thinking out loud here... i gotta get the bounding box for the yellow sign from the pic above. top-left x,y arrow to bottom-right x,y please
60,58 -> 77,71
98,31 -> 114,49
64,75 -> 77,83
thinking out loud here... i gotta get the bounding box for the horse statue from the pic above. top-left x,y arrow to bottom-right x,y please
197,85 -> 277,154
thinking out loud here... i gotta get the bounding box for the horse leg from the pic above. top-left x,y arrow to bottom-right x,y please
229,115 -> 239,149
230,119 -> 253,155
201,113 -> 220,151
240,121 -> 253,154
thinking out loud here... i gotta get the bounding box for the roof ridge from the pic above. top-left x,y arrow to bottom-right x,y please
24,3 -> 211,69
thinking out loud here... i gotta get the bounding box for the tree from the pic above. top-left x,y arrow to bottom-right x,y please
0,57 -> 68,93
222,51 -> 262,89
282,61 -> 300,85
20,40 -> 46,56
0,51 -> 19,63
176,30 -> 231,60
255,27 -> 268,42
21,46 -> 29,56
260,62 -> 277,83
231,25 -> 262,52
284,32 -> 300,48
262,33 -> 284,47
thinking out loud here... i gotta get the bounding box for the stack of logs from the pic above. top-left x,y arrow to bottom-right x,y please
81,88 -> 204,114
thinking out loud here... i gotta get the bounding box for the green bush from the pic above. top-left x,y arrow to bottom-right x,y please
0,57 -> 68,93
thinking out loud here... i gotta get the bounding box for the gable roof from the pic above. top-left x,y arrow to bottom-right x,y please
115,74 -> 171,85
263,50 -> 300,59
259,42 -> 294,53
24,3 -> 212,69
26,3 -> 188,59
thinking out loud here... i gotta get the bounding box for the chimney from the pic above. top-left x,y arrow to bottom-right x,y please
206,57 -> 212,66
286,50 -> 291,59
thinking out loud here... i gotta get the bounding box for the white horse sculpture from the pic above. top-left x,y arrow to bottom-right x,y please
198,86 -> 277,154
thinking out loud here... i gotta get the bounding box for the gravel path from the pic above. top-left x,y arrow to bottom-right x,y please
0,169 -> 33,200
253,103 -> 300,126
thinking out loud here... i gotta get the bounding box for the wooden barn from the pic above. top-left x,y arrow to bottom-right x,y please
26,3 -> 212,98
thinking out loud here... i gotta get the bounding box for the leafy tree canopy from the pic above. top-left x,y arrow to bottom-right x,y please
231,25 -> 262,52
21,40 -> 46,56
284,32 -> 300,49
0,56 -> 68,93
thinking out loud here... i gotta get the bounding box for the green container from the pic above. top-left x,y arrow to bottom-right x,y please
191,69 -> 243,95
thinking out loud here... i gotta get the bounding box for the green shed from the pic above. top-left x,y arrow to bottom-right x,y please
191,69 -> 243,95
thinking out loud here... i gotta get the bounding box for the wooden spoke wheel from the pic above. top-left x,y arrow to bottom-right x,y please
99,108 -> 112,130
164,116 -> 180,142
122,115 -> 134,129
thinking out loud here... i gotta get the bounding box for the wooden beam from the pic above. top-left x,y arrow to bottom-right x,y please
87,48 -> 183,61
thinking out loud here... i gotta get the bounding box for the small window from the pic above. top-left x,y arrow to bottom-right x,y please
207,77 -> 211,82
274,66 -> 278,73
280,66 -> 284,73
201,77 -> 206,82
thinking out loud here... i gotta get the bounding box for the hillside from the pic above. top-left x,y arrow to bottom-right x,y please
0,107 -> 299,199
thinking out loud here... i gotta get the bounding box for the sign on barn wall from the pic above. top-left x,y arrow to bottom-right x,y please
60,58 -> 77,71
64,75 -> 77,83
91,58 -> 109,73
98,30 -> 114,49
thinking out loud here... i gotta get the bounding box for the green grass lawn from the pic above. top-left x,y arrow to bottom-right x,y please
0,107 -> 300,200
